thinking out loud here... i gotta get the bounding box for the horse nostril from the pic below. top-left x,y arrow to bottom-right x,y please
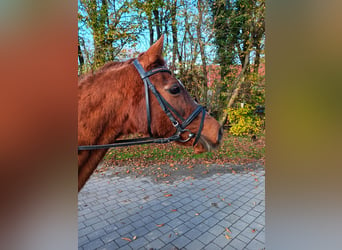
218,127 -> 223,143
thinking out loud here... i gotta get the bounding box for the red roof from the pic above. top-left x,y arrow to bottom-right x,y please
206,64 -> 265,87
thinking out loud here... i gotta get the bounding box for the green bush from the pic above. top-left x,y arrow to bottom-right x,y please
228,104 -> 264,136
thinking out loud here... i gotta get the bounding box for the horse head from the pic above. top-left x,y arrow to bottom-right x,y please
132,35 -> 223,153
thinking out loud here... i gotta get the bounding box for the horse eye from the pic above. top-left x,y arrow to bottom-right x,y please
168,85 -> 181,95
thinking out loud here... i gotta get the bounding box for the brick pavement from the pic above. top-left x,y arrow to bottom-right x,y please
78,167 -> 265,250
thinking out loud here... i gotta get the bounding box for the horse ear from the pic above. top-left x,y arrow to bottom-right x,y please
140,35 -> 164,67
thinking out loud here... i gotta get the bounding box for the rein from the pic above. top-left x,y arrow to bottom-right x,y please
78,59 -> 205,151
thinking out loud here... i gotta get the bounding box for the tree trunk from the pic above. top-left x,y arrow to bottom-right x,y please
170,0 -> 178,71
148,13 -> 154,46
153,10 -> 161,39
253,40 -> 261,72
196,0 -> 208,107
78,36 -> 84,74
219,45 -> 251,126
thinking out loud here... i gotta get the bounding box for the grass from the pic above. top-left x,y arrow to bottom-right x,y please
103,130 -> 265,167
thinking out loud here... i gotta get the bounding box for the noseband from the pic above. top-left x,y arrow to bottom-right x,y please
78,59 -> 205,151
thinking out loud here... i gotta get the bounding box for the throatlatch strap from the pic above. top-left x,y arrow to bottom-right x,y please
145,82 -> 152,136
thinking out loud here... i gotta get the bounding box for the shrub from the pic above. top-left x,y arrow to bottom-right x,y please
228,104 -> 264,136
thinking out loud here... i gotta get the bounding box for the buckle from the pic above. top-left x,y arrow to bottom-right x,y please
177,130 -> 196,143
172,121 -> 179,127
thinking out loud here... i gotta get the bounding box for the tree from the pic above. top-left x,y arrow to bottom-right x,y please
78,0 -> 142,70
210,0 -> 265,125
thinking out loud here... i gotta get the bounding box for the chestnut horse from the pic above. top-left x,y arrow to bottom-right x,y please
78,36 -> 223,191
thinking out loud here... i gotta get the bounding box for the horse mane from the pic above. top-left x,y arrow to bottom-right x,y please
78,52 -> 167,86
78,58 -> 135,87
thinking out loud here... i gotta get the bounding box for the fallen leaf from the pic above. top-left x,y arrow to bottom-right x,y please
225,227 -> 232,233
225,233 -> 231,240
157,223 -> 165,227
164,194 -> 173,197
132,236 -> 137,240
121,237 -> 131,242
171,209 -> 177,212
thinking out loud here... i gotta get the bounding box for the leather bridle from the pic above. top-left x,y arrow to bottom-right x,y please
78,59 -> 205,151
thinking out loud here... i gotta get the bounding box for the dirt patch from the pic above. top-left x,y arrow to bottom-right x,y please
95,161 -> 264,184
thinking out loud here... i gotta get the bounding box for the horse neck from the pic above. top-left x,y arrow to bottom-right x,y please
78,67 -> 144,147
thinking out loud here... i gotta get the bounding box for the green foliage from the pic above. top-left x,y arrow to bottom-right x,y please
228,104 -> 264,136
104,130 -> 265,166
249,73 -> 265,106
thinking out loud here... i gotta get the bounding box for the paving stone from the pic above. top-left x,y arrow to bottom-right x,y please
213,210 -> 229,220
127,236 -> 149,249
236,233 -> 251,244
78,235 -> 88,247
241,226 -> 259,240
184,228 -> 202,239
82,238 -> 104,250
254,215 -> 265,225
255,229 -> 265,244
196,222 -> 210,233
141,215 -> 154,224
145,229 -> 163,241
101,230 -> 120,244
200,209 -> 214,219
208,224 -> 225,236
79,170 -> 265,250
102,223 -> 119,234
241,214 -> 256,224
84,216 -> 102,227
178,213 -> 192,222
78,226 -> 94,238
167,218 -> 184,229
173,223 -> 191,235
222,244 -> 237,250
165,211 -> 181,220
205,242 -> 223,250
198,231 -> 216,245
171,235 -> 191,249
156,223 -> 172,234
203,216 -> 220,227
246,239 -> 265,250
230,238 -> 248,250
117,224 -> 135,236
145,238 -> 165,249
150,210 -> 166,220
91,220 -> 110,231
222,214 -> 240,224
97,241 -> 119,250
185,239 -> 205,250
87,228 -> 107,241
232,219 -> 249,231
114,236 -> 131,248
159,230 -> 177,245
213,234 -> 230,248
233,208 -> 248,217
